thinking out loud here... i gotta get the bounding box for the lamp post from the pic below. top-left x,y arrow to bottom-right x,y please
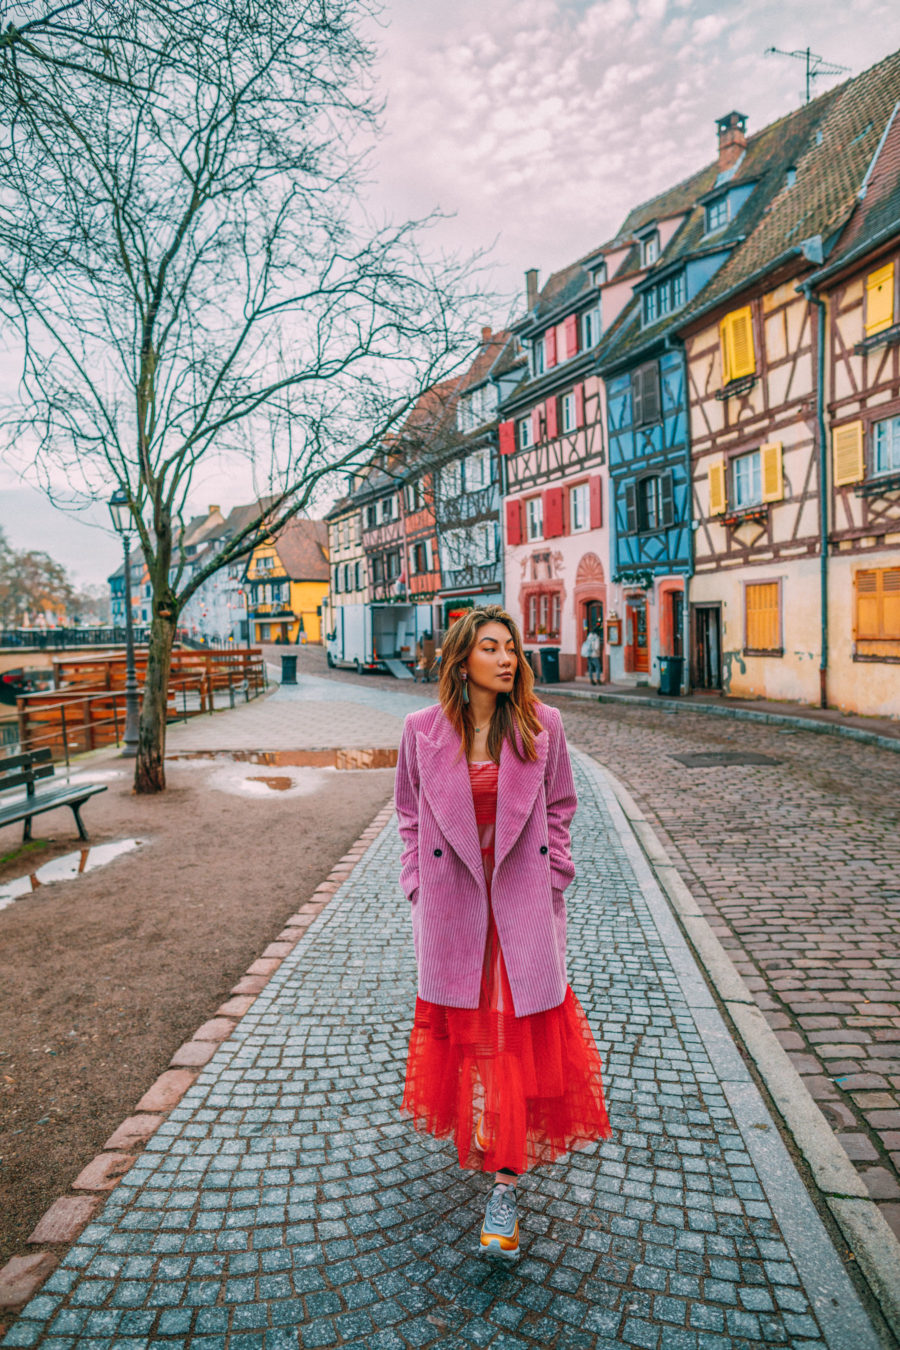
108,489 -> 140,758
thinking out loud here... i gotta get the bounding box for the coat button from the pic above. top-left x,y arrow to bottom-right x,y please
433,848 -> 442,857
540,845 -> 548,854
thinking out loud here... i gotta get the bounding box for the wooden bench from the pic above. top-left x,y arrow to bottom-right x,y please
0,749 -> 108,842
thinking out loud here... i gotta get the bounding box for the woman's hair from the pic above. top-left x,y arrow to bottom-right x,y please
438,604 -> 543,762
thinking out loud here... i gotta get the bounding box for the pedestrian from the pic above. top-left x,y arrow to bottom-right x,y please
394,604 -> 611,1262
583,623 -> 602,685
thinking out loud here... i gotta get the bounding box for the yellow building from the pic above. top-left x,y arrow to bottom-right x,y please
245,518 -> 330,644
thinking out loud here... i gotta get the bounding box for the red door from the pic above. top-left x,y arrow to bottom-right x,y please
627,596 -> 649,673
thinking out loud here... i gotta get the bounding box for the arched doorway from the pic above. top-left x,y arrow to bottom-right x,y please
574,552 -> 607,683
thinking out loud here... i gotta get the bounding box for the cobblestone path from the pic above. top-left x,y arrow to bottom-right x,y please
2,753 -> 877,1350
538,693 -> 900,1232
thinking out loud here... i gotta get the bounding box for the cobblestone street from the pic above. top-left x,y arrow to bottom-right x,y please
1,739 -> 879,1349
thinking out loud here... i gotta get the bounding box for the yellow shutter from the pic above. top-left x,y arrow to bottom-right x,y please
865,262 -> 895,335
883,568 -> 900,639
760,442 -> 783,502
855,570 -> 880,639
746,582 -> 780,650
832,421 -> 865,486
720,307 -> 757,384
708,461 -> 727,515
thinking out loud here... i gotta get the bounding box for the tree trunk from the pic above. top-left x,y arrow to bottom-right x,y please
134,611 -> 176,793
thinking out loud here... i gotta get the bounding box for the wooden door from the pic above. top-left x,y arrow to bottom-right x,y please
669,590 -> 684,658
692,606 -> 721,689
627,595 -> 649,673
584,599 -> 605,683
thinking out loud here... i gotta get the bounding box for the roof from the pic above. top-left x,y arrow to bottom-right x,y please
808,95 -> 900,284
272,518 -> 329,580
598,83 -> 847,369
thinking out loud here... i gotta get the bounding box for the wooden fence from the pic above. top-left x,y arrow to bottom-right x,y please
10,649 -> 266,765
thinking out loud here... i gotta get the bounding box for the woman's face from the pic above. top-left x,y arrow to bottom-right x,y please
461,621 -> 517,695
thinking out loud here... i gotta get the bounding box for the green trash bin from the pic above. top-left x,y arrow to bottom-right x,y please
657,655 -> 683,696
281,654 -> 298,685
541,647 -> 560,684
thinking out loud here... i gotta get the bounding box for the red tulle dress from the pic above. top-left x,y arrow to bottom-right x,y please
402,759 -> 612,1173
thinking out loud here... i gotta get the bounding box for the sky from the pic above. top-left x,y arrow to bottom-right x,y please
1,0 -> 897,589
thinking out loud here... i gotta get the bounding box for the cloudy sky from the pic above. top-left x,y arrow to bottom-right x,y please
1,0 -> 896,588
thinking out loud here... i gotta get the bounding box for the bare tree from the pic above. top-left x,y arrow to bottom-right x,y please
0,0 -> 485,791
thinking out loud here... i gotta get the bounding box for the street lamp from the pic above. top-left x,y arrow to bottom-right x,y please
108,488 -> 140,758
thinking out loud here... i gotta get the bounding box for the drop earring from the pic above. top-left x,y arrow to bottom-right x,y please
461,671 -> 469,705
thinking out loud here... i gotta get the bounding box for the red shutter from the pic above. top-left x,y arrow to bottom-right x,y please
564,314 -> 579,359
545,327 -> 557,368
531,405 -> 543,444
505,498 -> 523,546
589,474 -> 603,529
545,396 -> 559,440
499,419 -> 516,456
543,486 -> 565,538
574,382 -> 585,428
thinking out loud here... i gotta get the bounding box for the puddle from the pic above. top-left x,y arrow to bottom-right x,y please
205,762 -> 327,799
168,748 -> 398,770
248,775 -> 294,791
0,839 -> 143,912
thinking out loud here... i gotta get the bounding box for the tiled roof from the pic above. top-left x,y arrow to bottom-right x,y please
273,518 -> 329,580
809,95 -> 900,280
676,50 -> 900,324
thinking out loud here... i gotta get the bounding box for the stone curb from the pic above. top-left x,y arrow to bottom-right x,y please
534,683 -> 900,754
0,799 -> 396,1315
599,762 -> 900,1343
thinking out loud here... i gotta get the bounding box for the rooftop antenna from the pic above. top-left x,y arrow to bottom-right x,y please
765,47 -> 850,104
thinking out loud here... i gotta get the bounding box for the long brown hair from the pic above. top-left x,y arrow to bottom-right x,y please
438,605 -> 543,762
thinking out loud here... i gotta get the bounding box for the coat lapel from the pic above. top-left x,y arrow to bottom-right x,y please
494,724 -> 548,871
418,709 -> 485,889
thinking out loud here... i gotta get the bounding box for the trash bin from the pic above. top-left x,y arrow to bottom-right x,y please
523,649 -> 539,680
657,655 -> 683,696
281,654 -> 298,685
540,647 -> 560,684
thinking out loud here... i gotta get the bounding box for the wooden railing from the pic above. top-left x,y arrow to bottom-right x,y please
8,649 -> 267,766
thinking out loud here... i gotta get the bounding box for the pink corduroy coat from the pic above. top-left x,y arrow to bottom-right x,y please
394,700 -> 577,1017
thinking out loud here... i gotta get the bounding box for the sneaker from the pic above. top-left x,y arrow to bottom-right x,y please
480,1184 -> 519,1261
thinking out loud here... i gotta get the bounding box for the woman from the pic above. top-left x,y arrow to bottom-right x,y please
394,605 -> 611,1261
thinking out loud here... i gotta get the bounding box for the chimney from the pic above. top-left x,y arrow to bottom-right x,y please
525,268 -> 539,311
481,325 -> 492,344
716,111 -> 748,172
208,504 -> 220,515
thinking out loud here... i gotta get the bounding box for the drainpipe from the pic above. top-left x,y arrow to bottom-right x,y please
802,282 -> 829,708
665,334 -> 693,693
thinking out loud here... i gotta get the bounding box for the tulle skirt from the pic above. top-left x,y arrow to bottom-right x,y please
402,910 -> 612,1173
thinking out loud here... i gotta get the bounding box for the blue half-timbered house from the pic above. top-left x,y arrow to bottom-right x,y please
598,104 -> 832,687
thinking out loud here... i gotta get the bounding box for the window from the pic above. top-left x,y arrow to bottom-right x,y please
372,556 -> 384,584
526,496 -> 543,541
517,418 -> 532,449
745,582 -> 781,653
865,262 -> 895,336
365,504 -> 377,529
641,274 -> 685,326
582,308 -> 600,349
466,448 -> 490,491
533,340 -> 545,376
569,482 -> 589,532
528,595 -> 538,633
355,561 -> 363,590
332,566 -> 341,594
411,541 -> 428,574
441,460 -> 462,497
720,305 -> 756,383
561,392 -> 576,433
387,550 -> 402,580
631,362 -> 660,426
381,495 -> 397,522
638,477 -> 660,531
856,567 -> 900,649
642,232 -> 659,265
257,555 -> 274,571
405,480 -> 425,512
705,196 -> 729,232
643,288 -> 658,325
733,449 -> 762,508
873,414 -> 900,476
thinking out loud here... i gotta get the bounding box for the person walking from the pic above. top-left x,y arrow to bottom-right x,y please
394,604 -> 611,1261
583,623 -> 602,685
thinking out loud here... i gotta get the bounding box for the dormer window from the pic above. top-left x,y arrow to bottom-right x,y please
533,340 -> 545,377
642,232 -> 660,266
591,262 -> 607,287
785,166 -> 797,189
582,307 -> 600,350
641,272 -> 686,326
706,196 -> 729,233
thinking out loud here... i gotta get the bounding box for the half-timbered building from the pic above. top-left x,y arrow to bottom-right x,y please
599,98 -> 837,688
322,488 -> 366,642
680,50 -> 900,711
806,91 -> 900,715
498,265 -> 607,682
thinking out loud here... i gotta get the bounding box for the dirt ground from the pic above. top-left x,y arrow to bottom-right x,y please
0,751 -> 394,1273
